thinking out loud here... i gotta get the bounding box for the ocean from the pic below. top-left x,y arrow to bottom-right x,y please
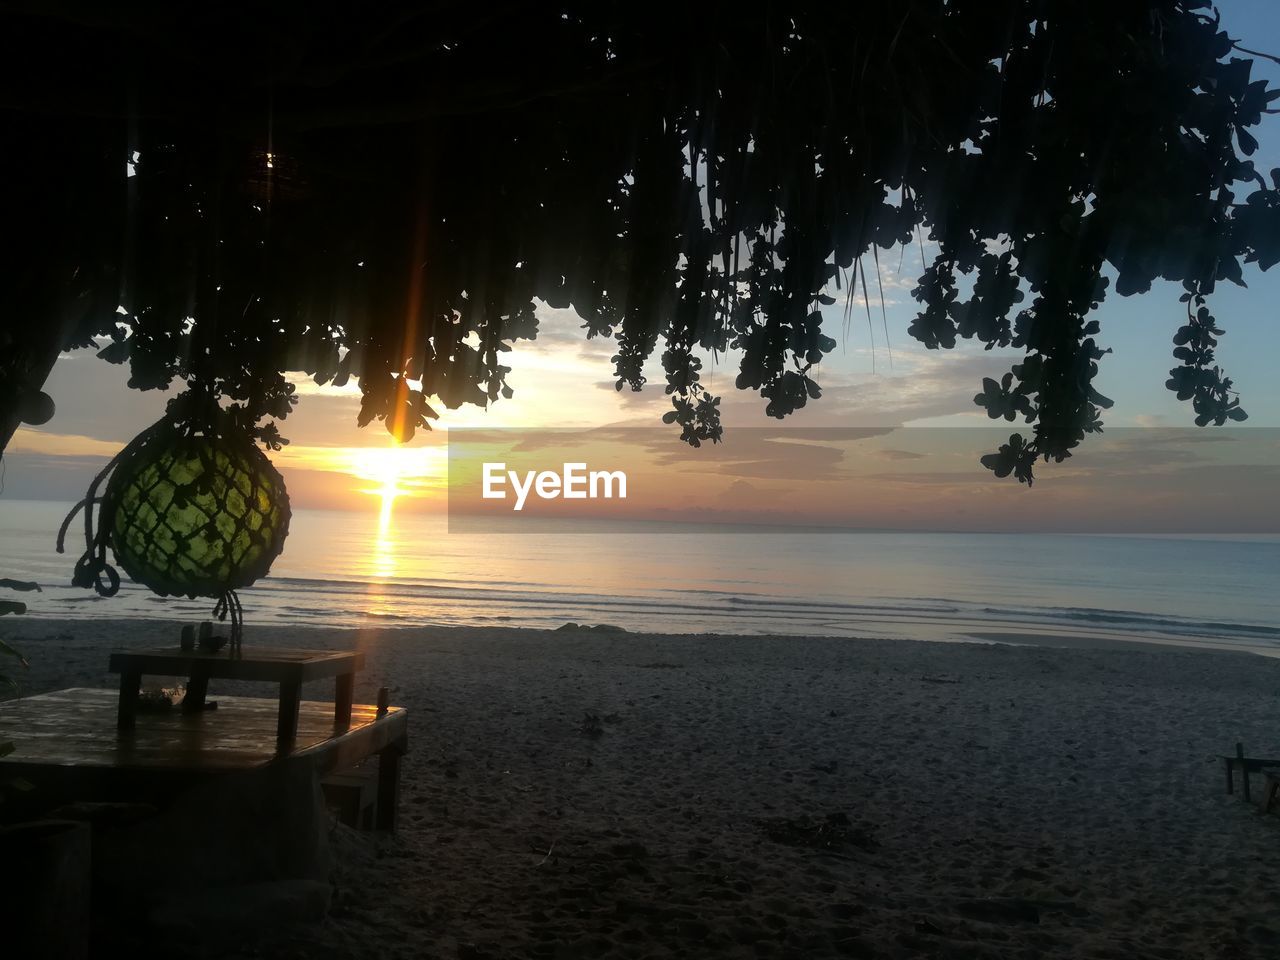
3,500 -> 1278,654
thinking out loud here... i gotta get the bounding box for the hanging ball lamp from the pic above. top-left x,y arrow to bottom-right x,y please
58,393 -> 290,652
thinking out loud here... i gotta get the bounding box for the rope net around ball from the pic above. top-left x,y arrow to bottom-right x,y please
110,436 -> 287,596
57,409 -> 290,652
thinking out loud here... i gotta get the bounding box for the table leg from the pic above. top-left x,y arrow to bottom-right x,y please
377,736 -> 406,831
117,670 -> 142,730
277,681 -> 302,744
334,673 -> 354,732
184,664 -> 210,714
1237,743 -> 1250,802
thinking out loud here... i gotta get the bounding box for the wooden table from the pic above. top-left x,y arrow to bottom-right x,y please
0,687 -> 409,829
109,647 -> 365,742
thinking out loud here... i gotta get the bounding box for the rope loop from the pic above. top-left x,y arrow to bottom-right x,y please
212,589 -> 244,655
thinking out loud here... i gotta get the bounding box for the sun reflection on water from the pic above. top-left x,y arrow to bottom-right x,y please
291,439 -> 448,620
360,492 -> 398,619
371,487 -> 399,582
363,448 -> 409,615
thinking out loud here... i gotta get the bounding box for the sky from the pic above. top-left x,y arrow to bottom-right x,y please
4,2 -> 1280,533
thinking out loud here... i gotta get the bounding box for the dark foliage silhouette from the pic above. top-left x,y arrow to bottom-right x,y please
0,1 -> 1276,482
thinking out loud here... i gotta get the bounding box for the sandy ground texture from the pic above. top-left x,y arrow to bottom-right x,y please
4,617 -> 1280,960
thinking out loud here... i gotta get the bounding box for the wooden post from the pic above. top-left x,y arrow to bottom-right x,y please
117,669 -> 141,730
334,672 -> 354,731
376,686 -> 389,718
277,680 -> 302,744
376,736 -> 406,831
183,663 -> 211,714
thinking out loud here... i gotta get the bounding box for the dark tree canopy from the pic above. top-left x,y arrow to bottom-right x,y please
1,1 -> 1277,481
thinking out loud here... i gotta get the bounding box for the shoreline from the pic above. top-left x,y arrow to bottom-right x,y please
8,611 -> 1278,660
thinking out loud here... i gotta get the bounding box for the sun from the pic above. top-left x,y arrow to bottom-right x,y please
349,442 -> 443,524
276,439 -> 445,520
354,447 -> 406,527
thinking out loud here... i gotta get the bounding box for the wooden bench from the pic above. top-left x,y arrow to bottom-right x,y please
1220,742 -> 1280,803
0,687 -> 408,829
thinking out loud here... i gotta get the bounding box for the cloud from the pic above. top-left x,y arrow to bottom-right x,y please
285,371 -> 362,398
1059,428 -> 1270,479
874,448 -> 928,461
858,470 -> 996,487
711,445 -> 849,481
0,452 -> 112,502
8,429 -> 123,458
38,349 -> 171,444
589,343 -> 1023,434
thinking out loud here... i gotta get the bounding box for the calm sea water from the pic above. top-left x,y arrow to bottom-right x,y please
3,500 -> 1278,654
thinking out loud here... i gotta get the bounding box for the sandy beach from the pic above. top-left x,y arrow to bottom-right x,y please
4,617 -> 1280,959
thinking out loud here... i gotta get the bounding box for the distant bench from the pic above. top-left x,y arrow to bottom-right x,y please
1220,742 -> 1280,804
